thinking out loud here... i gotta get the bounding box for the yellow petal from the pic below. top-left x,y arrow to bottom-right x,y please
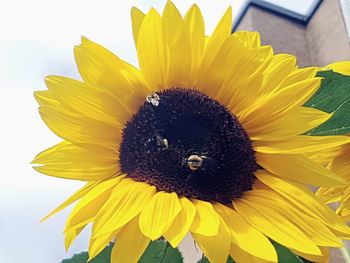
64,177 -> 122,252
162,1 -> 192,87
234,193 -> 321,255
92,179 -> 155,238
65,227 -> 85,251
279,66 -> 317,89
41,181 -> 97,222
233,31 -> 261,49
184,4 -> 205,80
34,93 -> 117,153
338,206 -> 350,220
64,176 -> 124,233
292,247 -> 329,263
306,148 -> 337,167
230,243 -> 273,263
202,40 -> 271,108
256,171 -> 350,237
32,141 -> 119,181
200,7 -> 232,74
260,54 -> 296,94
77,36 -> 146,93
240,78 -> 321,128
192,218 -> 231,263
137,8 -> 167,90
316,187 -> 344,204
139,191 -> 182,240
255,135 -> 350,154
230,46 -> 272,87
337,187 -> 350,215
45,76 -> 126,127
328,143 -> 350,178
256,152 -> 346,187
241,189 -> 342,247
325,61 -> 350,76
89,231 -> 118,260
33,141 -> 116,163
75,37 -> 148,112
34,90 -> 60,107
214,203 -> 277,262
111,217 -> 150,263
190,199 -> 220,236
38,105 -> 121,149
225,46 -> 273,113
248,107 -> 331,141
163,197 -> 196,247
197,34 -> 248,99
131,7 -> 145,45
162,1 -> 183,48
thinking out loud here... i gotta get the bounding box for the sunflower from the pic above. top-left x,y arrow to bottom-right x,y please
33,2 -> 350,263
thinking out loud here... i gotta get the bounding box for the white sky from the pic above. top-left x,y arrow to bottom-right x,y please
0,0 -> 317,262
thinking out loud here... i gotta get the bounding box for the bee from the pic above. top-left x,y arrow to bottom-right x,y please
144,133 -> 169,152
185,154 -> 217,172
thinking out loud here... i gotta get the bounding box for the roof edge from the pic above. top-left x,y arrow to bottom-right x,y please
233,0 -> 323,31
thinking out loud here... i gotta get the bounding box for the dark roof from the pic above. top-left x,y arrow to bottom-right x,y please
233,0 -> 323,31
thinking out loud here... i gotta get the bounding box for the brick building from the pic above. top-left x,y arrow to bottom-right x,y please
234,0 -> 350,67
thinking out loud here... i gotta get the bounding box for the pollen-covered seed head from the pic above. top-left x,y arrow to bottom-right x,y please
119,88 -> 257,204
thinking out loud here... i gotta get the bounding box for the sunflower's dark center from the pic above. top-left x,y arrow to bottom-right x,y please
119,88 -> 257,204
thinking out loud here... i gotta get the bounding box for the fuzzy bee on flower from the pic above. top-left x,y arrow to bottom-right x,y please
33,2 -> 350,263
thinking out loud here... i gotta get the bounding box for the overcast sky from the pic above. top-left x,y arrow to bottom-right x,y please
0,0 -> 319,262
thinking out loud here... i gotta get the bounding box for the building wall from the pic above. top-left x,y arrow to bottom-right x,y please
307,0 -> 350,66
235,0 -> 350,67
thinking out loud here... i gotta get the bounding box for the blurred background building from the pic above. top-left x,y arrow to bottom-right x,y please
234,0 -> 350,67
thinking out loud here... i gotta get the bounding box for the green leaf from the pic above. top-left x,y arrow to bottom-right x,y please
61,240 -> 183,263
61,243 -> 113,263
305,70 -> 350,135
272,241 -> 310,263
139,240 -> 183,263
